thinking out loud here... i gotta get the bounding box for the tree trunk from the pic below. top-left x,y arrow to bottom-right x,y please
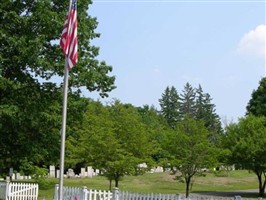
255,170 -> 265,197
259,174 -> 266,197
115,178 -> 119,188
114,173 -> 119,188
259,187 -> 264,197
109,179 -> 112,191
185,177 -> 191,198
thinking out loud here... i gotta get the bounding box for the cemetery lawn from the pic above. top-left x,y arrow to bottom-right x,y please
38,170 -> 258,200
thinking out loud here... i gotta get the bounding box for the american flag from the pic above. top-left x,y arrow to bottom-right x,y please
60,0 -> 78,70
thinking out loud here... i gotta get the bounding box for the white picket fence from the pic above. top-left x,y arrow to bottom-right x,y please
0,181 -> 38,200
0,182 -> 7,200
117,191 -> 179,200
53,185 -> 263,200
53,184 -> 113,200
53,185 -> 177,200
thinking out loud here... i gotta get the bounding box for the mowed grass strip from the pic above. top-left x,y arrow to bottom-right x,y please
38,170 -> 258,200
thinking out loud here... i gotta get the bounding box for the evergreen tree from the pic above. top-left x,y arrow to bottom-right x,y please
159,83 -> 222,140
195,85 -> 205,120
195,85 -> 222,144
159,86 -> 180,128
179,82 -> 196,118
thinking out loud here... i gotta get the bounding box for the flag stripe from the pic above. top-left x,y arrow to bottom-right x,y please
60,0 -> 78,70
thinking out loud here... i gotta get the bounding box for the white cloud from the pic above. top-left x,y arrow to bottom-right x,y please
237,24 -> 266,59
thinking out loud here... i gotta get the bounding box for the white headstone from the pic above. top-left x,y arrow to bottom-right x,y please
154,166 -> 164,173
15,173 -> 20,180
80,168 -> 86,178
49,165 -> 56,178
87,166 -> 94,177
67,168 -> 75,178
56,170 -> 60,178
95,169 -> 99,175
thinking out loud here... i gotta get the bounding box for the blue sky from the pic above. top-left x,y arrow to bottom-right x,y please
85,0 -> 266,123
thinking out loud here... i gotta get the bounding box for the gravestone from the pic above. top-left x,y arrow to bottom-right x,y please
56,170 -> 60,178
80,168 -> 86,178
9,168 -> 13,179
15,173 -> 20,180
67,168 -> 75,178
95,169 -> 99,175
87,166 -> 94,177
49,165 -> 56,178
154,166 -> 164,173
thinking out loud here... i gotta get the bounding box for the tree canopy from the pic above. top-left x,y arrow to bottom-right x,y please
159,83 -> 222,144
163,116 -> 218,197
159,86 -> 180,128
246,77 -> 266,117
66,100 -> 156,188
0,0 -> 115,175
223,115 -> 266,197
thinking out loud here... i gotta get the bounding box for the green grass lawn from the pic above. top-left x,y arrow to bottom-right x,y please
38,170 -> 258,200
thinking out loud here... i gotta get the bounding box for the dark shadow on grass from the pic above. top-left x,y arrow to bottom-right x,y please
192,189 -> 260,198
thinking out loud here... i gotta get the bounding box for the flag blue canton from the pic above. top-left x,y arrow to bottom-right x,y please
72,0 -> 77,10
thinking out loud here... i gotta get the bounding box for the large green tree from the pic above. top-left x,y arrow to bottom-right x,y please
223,115 -> 266,197
0,82 -> 62,173
137,105 -> 169,164
0,0 -> 115,175
1,0 -> 115,92
69,100 -> 154,188
246,77 -> 266,117
163,116 -> 217,197
103,101 -> 154,187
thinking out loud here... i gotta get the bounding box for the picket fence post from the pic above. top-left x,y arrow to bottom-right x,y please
54,183 -> 59,200
175,194 -> 180,200
82,186 -> 88,200
112,187 -> 119,200
5,179 -> 9,200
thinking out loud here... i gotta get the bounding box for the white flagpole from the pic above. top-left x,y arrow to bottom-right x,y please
58,0 -> 77,198
58,57 -> 69,200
